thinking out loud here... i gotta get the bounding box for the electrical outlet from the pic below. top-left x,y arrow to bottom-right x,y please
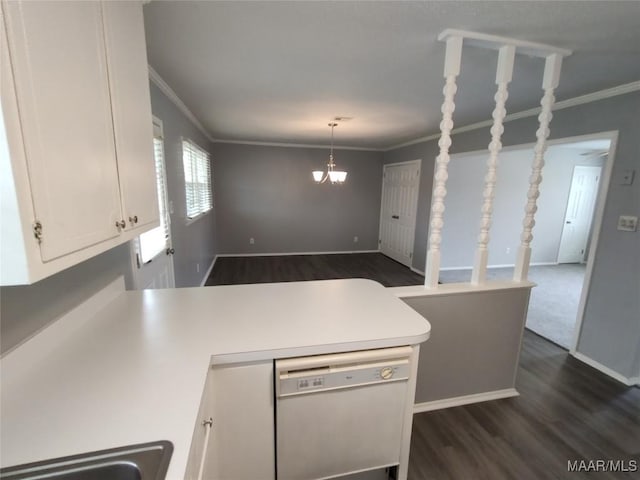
353,236 -> 359,243
249,237 -> 255,245
617,215 -> 638,232
506,247 -> 511,254
620,169 -> 635,185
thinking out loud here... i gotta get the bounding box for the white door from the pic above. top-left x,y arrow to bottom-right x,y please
557,166 -> 601,263
4,1 -> 122,261
131,118 -> 175,289
379,160 -> 420,267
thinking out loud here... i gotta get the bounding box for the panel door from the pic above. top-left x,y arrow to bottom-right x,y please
557,166 -> 601,263
102,1 -> 159,232
379,161 -> 420,267
3,1 -> 122,262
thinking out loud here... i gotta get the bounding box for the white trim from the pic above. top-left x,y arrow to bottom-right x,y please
385,81 -> 640,151
147,67 -> 638,154
571,352 -> 636,386
438,29 -> 572,58
1,277 -> 124,360
212,138 -> 382,152
438,261 -> 558,271
148,66 -> 213,142
413,388 -> 519,413
570,132 -> 618,353
389,280 -> 535,298
200,256 -> 217,287
215,249 -> 380,258
410,266 -> 425,276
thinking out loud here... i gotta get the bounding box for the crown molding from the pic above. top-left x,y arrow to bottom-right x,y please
211,138 -> 383,152
384,80 -> 640,152
148,66 -> 214,142
147,65 -> 638,153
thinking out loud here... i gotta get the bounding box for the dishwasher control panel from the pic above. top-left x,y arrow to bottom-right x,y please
277,355 -> 411,397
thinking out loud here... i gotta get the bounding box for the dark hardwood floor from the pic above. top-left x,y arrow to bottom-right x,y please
205,253 -> 425,287
206,253 -> 640,479
410,332 -> 640,480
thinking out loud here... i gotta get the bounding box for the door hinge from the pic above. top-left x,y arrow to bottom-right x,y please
409,252 -> 413,258
33,221 -> 43,243
378,239 -> 382,244
136,253 -> 141,269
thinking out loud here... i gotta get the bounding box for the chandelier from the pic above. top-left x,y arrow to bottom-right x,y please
312,122 -> 347,184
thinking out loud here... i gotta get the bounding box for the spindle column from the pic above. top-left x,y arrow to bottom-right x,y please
424,36 -> 463,288
513,54 -> 563,281
471,45 -> 516,285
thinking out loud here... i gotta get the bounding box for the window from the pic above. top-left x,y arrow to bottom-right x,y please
182,139 -> 212,219
138,122 -> 171,263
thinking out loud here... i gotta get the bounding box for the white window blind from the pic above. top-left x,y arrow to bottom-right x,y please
139,134 -> 170,263
182,139 -> 212,219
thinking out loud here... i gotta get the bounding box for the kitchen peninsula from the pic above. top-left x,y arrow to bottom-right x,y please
1,278 -> 430,480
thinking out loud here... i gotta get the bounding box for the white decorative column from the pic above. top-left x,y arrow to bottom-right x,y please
513,54 -> 563,282
424,36 -> 463,288
471,46 -> 516,285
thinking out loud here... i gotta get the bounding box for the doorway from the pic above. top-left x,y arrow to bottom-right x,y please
436,132 -> 616,350
379,160 -> 421,268
557,165 -> 602,264
130,116 -> 175,289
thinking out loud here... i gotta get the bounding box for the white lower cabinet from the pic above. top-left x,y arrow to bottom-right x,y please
186,361 -> 275,480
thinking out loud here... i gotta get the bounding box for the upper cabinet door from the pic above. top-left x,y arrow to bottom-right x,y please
102,1 -> 159,232
3,1 -> 122,262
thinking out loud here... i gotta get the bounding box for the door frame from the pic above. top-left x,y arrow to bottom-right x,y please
378,159 -> 421,268
129,115 -> 175,290
566,132 -> 617,353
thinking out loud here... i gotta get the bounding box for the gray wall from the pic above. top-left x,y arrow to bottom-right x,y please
0,244 -> 132,355
401,287 -> 531,403
439,146 -> 605,269
385,91 -> 640,380
149,83 -> 217,286
212,143 -> 383,254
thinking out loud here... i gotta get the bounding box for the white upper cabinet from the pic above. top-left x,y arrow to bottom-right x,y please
102,1 -> 158,232
0,0 -> 158,285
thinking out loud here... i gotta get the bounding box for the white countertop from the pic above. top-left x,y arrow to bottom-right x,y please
0,278 -> 430,479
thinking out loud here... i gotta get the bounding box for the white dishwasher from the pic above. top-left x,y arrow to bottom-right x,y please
275,346 -> 413,480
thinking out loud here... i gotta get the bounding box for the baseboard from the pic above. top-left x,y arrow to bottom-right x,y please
215,250 -> 380,258
571,351 -> 637,386
439,262 -> 558,271
413,388 -> 519,413
410,266 -> 425,276
200,256 -> 217,287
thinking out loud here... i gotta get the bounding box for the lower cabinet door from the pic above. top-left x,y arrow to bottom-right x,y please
186,361 -> 275,480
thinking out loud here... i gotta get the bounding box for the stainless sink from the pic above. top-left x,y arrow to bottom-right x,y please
0,441 -> 172,480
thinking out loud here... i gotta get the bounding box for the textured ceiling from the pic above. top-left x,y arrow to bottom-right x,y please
143,1 -> 640,149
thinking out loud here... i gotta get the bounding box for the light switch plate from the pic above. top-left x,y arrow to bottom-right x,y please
617,215 -> 638,232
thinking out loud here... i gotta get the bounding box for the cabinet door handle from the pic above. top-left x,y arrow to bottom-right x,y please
129,215 -> 138,225
197,417 -> 214,480
115,220 -> 126,230
392,215 -> 399,219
